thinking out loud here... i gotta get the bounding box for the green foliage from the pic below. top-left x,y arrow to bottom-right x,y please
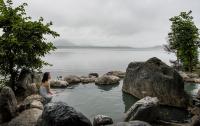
0,0 -> 59,89
166,11 -> 200,72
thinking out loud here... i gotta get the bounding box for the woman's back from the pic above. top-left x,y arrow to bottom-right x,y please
39,85 -> 48,97
40,72 -> 53,104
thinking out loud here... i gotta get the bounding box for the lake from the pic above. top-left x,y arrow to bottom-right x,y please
43,47 -> 176,77
42,47 -> 199,122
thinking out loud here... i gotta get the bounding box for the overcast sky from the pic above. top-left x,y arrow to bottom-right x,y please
14,0 -> 200,47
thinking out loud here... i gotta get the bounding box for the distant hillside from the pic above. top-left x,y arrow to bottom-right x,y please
53,39 -> 163,50
55,45 -> 163,50
56,45 -> 132,49
131,45 -> 163,50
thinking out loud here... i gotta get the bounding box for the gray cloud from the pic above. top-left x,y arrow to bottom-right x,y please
14,0 -> 200,47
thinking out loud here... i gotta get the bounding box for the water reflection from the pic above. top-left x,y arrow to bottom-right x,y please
158,105 -> 190,122
95,83 -> 120,91
122,92 -> 138,112
67,83 -> 81,89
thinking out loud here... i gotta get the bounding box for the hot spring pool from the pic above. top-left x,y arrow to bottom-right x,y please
52,81 -> 200,122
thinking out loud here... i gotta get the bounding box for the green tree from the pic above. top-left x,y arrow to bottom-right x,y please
0,0 -> 59,90
165,11 -> 199,72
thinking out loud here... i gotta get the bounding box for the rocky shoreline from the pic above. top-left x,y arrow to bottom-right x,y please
0,70 -> 126,126
49,71 -> 125,88
179,71 -> 200,83
1,57 -> 200,126
49,70 -> 200,89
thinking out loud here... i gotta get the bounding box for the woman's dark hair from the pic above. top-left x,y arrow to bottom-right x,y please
42,72 -> 50,83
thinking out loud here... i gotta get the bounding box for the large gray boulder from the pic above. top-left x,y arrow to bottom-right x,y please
0,86 -> 17,123
37,102 -> 92,126
123,57 -> 190,107
95,75 -> 120,85
8,108 -> 42,126
115,121 -> 151,126
125,97 -> 159,122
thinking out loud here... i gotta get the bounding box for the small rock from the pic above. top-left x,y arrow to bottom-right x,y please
125,96 -> 159,123
187,73 -> 199,78
184,78 -> 200,83
89,73 -> 99,78
106,71 -> 126,78
50,80 -> 68,88
179,71 -> 190,79
80,76 -> 96,84
179,71 -> 200,83
64,75 -> 81,84
115,120 -> 152,126
93,115 -> 113,126
95,75 -> 120,85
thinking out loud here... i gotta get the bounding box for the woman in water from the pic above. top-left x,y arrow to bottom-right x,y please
39,72 -> 53,103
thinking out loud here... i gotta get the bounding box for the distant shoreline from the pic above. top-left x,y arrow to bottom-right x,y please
55,45 -> 163,50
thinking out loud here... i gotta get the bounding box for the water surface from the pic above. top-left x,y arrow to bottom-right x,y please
52,81 -> 137,122
42,47 -> 199,122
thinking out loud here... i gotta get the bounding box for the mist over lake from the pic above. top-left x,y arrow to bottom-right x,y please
42,47 -> 176,78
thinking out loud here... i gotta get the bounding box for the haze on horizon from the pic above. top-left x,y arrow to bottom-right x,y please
14,0 -> 200,47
